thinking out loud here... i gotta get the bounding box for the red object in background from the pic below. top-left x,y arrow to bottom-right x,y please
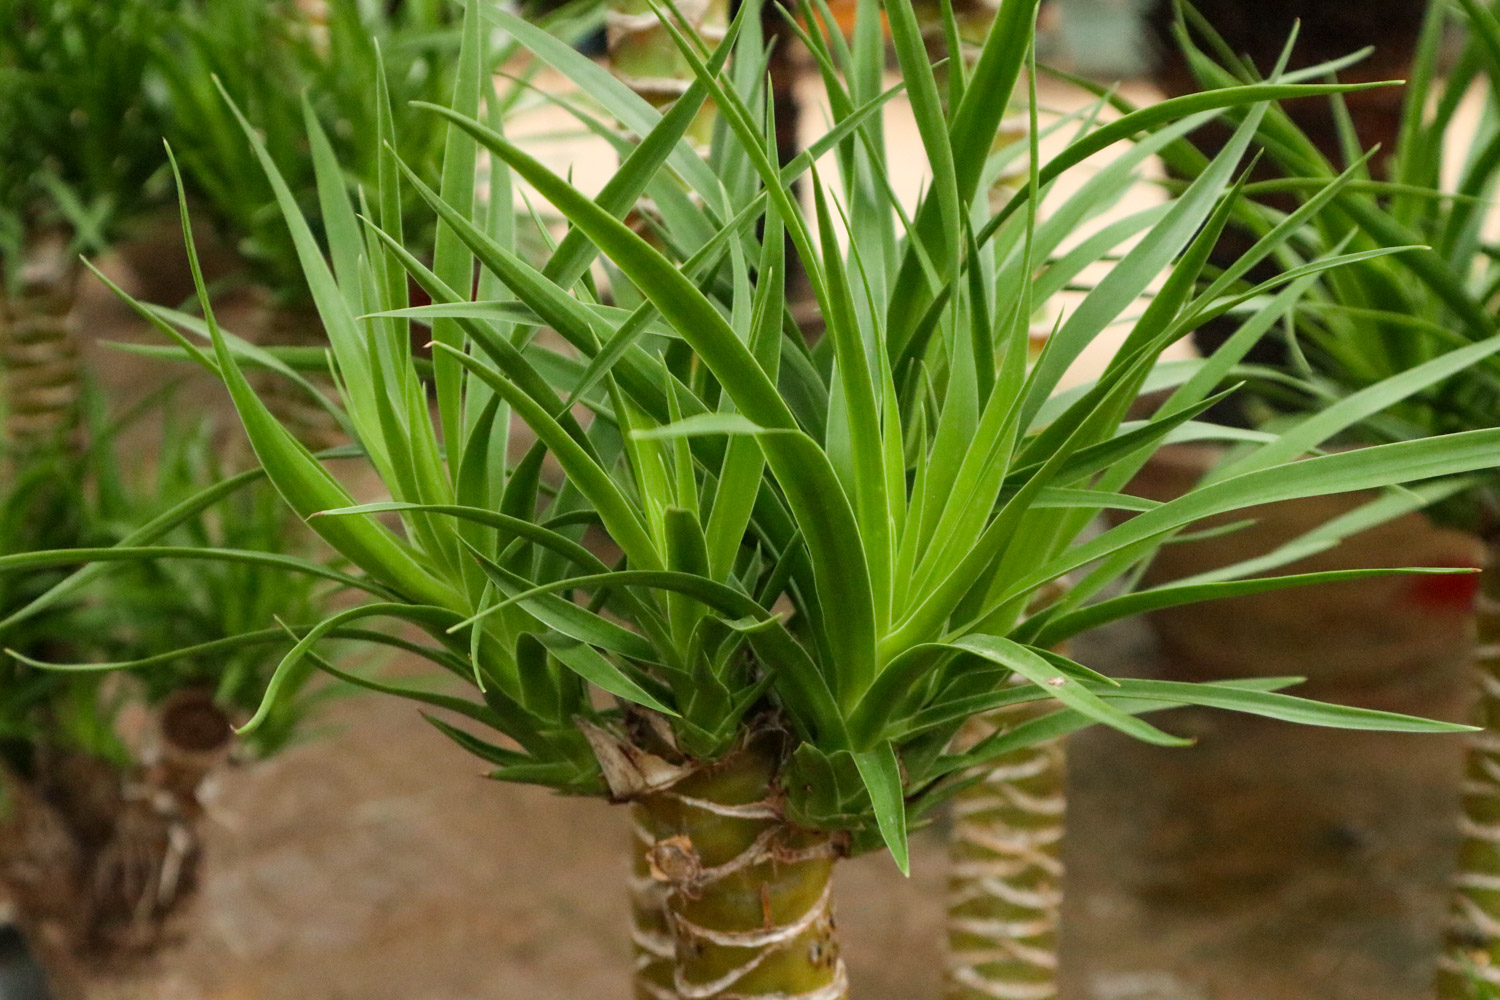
1407,564 -> 1484,613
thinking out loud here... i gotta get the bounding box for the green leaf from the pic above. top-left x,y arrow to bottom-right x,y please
423,713 -> 532,766
240,603 -> 464,734
997,428 -> 1500,613
538,633 -> 678,717
0,467 -> 265,632
852,741 -> 909,874
0,546 -> 382,597
949,635 -> 1189,747
1213,334 -> 1500,481
1031,566 -> 1473,646
1099,679 -> 1476,734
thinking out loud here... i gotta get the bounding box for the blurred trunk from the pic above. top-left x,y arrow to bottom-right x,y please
0,690 -> 232,1000
1440,551 -> 1500,999
946,702 -> 1065,1000
1,229 -> 83,459
946,585 -> 1068,1000
626,732 -> 847,1000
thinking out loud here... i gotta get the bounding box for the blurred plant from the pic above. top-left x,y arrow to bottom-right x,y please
605,0 -> 724,151
1126,4 -> 1500,996
0,0 -> 170,455
147,0 -> 600,450
0,388 -> 344,998
153,0 -> 463,307
41,0 -> 1500,997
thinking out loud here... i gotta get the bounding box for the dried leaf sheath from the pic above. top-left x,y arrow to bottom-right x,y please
946,705 -> 1065,1000
1440,556 -> 1500,998
635,736 -> 847,1000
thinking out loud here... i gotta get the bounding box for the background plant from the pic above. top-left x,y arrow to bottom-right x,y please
0,0 -> 170,455
0,387 -> 342,998
154,0 -> 464,308
1122,5 -> 1500,996
39,1 -> 1500,998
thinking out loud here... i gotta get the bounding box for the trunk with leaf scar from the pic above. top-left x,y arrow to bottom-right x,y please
0,229 -> 83,457
632,735 -> 847,1000
632,801 -> 680,1000
1440,549 -> 1500,999
945,701 -> 1065,1000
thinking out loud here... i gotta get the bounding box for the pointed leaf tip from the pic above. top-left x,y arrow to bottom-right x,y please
853,743 -> 910,875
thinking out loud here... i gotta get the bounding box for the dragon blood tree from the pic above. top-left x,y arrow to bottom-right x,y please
48,0 -> 1500,996
1129,4 -> 1500,994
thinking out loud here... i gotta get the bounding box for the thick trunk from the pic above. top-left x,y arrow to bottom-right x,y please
0,692 -> 231,999
631,801 -> 680,1000
633,736 -> 847,1000
1,230 -> 83,457
1439,553 -> 1500,998
945,705 -> 1065,1000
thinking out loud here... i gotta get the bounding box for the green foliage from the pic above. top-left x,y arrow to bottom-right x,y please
0,0 -> 170,278
0,390 -> 339,769
51,0 -> 1500,870
154,0 -> 599,305
152,0 -> 454,301
1147,1 -> 1500,532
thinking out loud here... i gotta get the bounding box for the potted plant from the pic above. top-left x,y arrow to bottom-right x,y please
0,390 -> 347,1000
44,1 -> 1500,996
0,0 -> 171,457
1106,3 -> 1500,995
